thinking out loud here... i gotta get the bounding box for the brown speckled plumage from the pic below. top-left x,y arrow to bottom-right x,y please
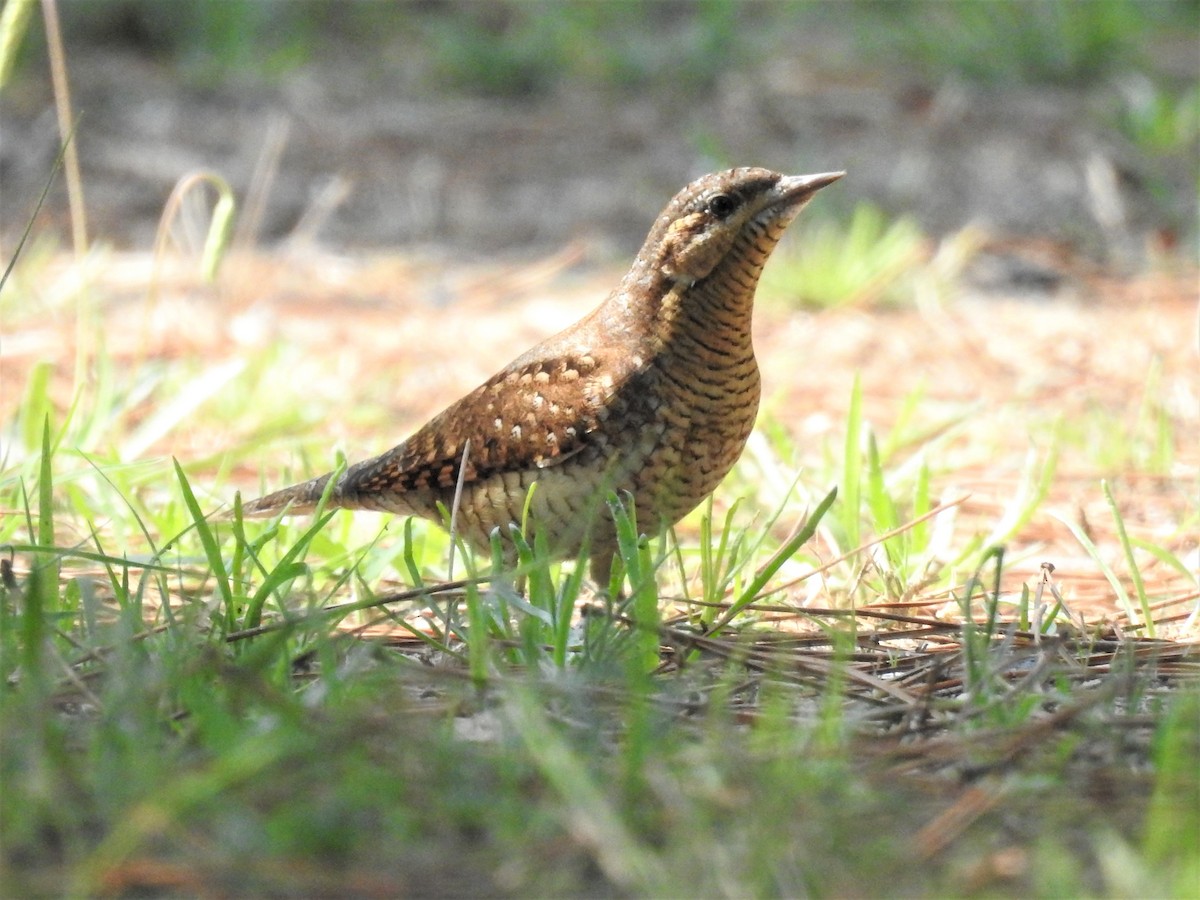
240,167 -> 843,582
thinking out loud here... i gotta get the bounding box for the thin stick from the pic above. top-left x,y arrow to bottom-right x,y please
235,112 -> 290,250
447,438 -> 471,582
40,0 -> 87,257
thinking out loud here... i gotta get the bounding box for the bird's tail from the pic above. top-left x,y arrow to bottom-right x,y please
237,472 -> 337,518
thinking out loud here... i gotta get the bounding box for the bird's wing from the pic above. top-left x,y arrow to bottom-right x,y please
340,351 -> 627,497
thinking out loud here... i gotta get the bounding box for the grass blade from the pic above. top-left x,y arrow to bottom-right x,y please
173,457 -> 232,627
35,418 -> 60,615
841,374 -> 863,550
708,485 -> 837,633
1104,479 -> 1155,636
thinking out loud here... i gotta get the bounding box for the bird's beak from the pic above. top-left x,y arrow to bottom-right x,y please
773,171 -> 846,207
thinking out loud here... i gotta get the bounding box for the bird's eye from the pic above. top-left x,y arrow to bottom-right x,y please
708,194 -> 737,218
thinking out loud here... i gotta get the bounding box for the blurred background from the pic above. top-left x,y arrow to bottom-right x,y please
2,0 -> 1197,274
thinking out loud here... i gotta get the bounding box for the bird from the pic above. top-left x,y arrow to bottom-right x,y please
239,167 -> 844,585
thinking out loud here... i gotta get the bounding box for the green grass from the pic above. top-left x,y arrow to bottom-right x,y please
848,0 -> 1195,86
3,476 -> 1196,895
761,204 -> 933,310
1114,79 -> 1200,157
13,0 -> 1191,95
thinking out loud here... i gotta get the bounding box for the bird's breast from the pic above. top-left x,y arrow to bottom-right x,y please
613,339 -> 761,528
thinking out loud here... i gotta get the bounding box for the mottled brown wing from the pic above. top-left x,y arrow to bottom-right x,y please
341,352 -> 619,496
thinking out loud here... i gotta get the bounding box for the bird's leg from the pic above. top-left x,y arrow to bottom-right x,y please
589,546 -> 622,598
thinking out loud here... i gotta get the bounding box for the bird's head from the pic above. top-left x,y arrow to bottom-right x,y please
645,167 -> 844,287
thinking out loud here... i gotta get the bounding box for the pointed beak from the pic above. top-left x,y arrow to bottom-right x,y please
774,171 -> 845,207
